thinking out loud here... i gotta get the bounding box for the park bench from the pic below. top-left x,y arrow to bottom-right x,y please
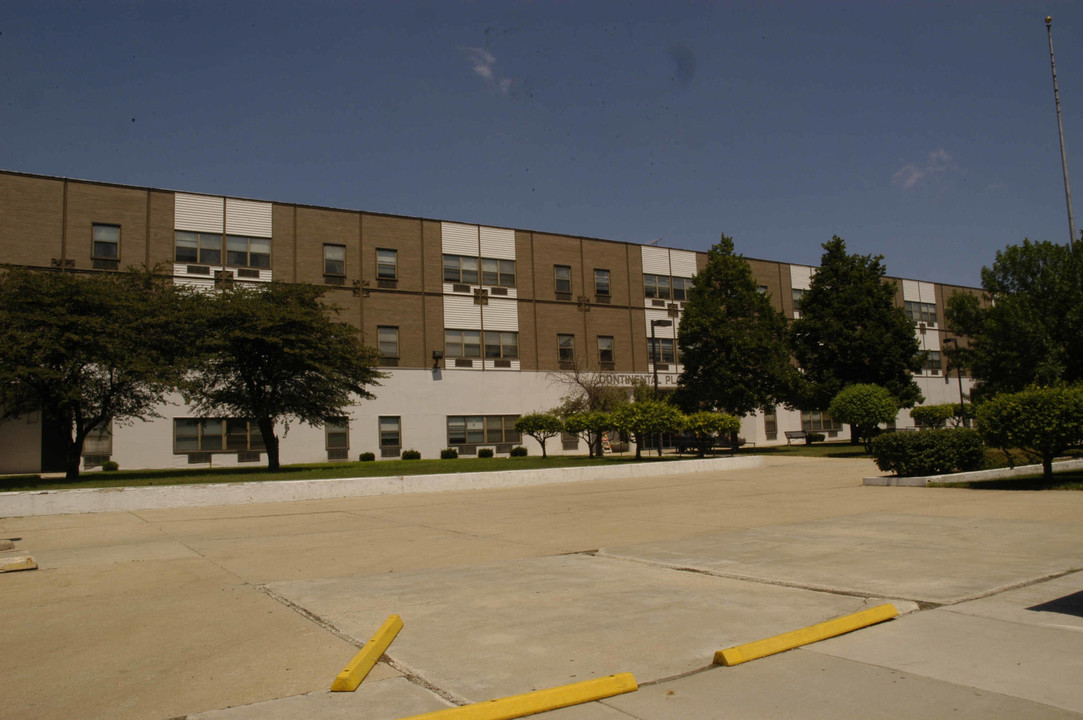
784,430 -> 808,445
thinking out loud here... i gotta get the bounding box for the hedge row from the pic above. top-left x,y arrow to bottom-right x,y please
870,429 -> 985,477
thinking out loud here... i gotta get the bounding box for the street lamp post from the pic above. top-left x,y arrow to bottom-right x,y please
650,318 -> 673,458
943,338 -> 966,427
650,319 -> 673,393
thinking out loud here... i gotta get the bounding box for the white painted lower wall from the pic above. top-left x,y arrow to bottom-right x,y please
0,369 -> 975,474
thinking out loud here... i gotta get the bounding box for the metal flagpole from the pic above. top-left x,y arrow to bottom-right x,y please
1046,16 -> 1078,248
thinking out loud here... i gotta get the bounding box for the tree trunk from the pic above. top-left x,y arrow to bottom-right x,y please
634,433 -> 643,460
258,418 -> 280,471
540,439 -> 548,458
1043,454 -> 1054,482
64,439 -> 82,481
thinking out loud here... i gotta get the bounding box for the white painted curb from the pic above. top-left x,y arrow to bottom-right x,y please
0,456 -> 763,517
863,457 -> 1083,487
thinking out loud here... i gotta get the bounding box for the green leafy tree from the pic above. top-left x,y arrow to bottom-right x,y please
976,385 -> 1083,481
827,384 -> 898,451
563,411 -> 612,458
183,282 -> 383,471
514,412 -> 564,458
946,240 -> 1083,398
0,266 -> 192,480
676,236 -> 797,416
790,237 -> 923,413
683,411 -> 742,457
610,401 -> 685,460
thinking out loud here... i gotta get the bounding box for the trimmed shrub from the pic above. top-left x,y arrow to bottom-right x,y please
440,448 -> 459,459
910,404 -> 957,429
510,446 -> 528,457
827,384 -> 898,450
358,452 -> 376,462
805,432 -> 826,444
871,428 -> 985,477
101,460 -> 119,472
401,449 -> 421,460
478,448 -> 494,458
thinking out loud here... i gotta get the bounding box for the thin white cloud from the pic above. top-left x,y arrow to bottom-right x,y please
462,47 -> 513,95
893,148 -> 959,190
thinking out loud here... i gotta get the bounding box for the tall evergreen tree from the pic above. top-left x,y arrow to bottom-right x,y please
790,237 -> 923,411
676,235 -> 796,416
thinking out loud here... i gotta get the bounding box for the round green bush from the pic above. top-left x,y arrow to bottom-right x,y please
101,460 -> 119,472
510,446 -> 528,457
358,452 -> 375,462
401,449 -> 421,460
478,448 -> 494,458
870,428 -> 985,477
440,448 -> 458,459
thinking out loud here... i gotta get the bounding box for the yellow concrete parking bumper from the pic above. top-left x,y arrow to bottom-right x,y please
395,672 -> 639,720
330,614 -> 404,692
715,603 -> 898,666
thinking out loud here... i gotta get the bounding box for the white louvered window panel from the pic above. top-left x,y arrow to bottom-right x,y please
669,250 -> 697,278
442,222 -> 480,255
481,298 -> 519,331
789,265 -> 814,291
479,226 -> 516,259
641,245 -> 670,275
902,279 -> 921,302
225,198 -> 272,237
443,296 -> 482,329
175,194 -> 224,233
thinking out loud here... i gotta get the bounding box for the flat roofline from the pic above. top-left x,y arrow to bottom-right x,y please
0,168 -> 981,291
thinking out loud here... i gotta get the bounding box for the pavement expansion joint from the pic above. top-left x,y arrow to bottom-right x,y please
934,567 -> 1083,608
259,585 -> 368,648
595,548 -> 929,606
383,655 -> 471,707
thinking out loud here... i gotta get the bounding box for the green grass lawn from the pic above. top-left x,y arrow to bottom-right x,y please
930,469 -> 1083,491
0,453 -> 692,492
0,440 -> 870,493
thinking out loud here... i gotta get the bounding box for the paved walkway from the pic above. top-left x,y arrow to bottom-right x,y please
2,456 -> 1081,720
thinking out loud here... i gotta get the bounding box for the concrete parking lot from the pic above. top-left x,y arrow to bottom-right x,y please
2,455 -> 1081,719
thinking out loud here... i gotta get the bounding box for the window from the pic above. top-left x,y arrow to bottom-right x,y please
444,254 -> 479,284
672,277 -> 689,301
175,231 -> 222,265
924,349 -> 942,373
763,408 -> 778,440
792,288 -> 807,311
554,265 -> 572,294
92,224 -> 119,260
226,235 -> 271,269
377,248 -> 397,280
324,244 -> 346,277
82,422 -> 113,455
445,329 -> 482,358
378,326 -> 399,365
447,415 -> 520,445
594,269 -> 611,297
648,338 -> 676,364
173,418 -> 264,453
325,417 -> 349,450
905,301 -> 937,326
484,331 -> 519,359
557,334 -> 575,364
644,274 -> 671,299
801,410 -> 843,433
379,416 -> 401,447
598,335 -> 614,364
481,258 -> 516,287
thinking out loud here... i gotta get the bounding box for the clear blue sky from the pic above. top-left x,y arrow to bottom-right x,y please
4,1 -> 1083,287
